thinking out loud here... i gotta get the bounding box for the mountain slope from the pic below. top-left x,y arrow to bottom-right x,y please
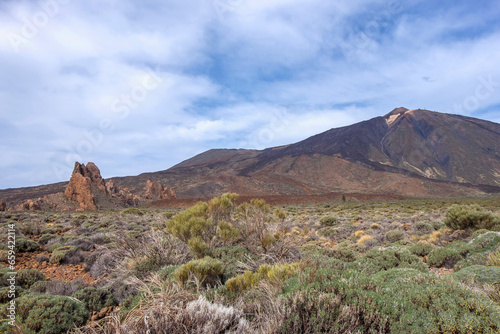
236,108 -> 500,186
114,108 -> 500,200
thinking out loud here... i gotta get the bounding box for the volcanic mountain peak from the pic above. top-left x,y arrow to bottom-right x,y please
384,107 -> 413,126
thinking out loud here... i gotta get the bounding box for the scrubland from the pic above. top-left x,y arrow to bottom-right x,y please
1,195 -> 500,333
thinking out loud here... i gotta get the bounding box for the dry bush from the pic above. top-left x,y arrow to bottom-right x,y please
73,274 -> 250,334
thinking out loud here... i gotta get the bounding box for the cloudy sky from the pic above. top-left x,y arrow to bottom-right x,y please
1,0 -> 499,189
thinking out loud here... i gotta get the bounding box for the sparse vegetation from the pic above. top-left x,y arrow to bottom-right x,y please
2,196 -> 500,333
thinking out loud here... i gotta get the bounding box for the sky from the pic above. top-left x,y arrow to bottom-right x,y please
1,0 -> 500,189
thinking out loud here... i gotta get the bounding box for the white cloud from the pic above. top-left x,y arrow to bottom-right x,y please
0,0 -> 499,188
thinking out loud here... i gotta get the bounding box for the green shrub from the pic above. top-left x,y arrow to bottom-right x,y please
188,236 -> 210,258
453,265 -> 500,284
38,233 -> 57,245
385,230 -> 404,243
408,243 -> 434,257
444,204 -> 500,230
72,286 -> 117,314
211,246 -> 259,280
226,263 -> 297,293
427,247 -> 463,268
217,221 -> 240,244
320,216 -> 338,227
47,242 -> 63,253
14,237 -> 39,252
208,193 -> 238,223
49,245 -> 78,264
472,229 -> 490,238
121,208 -> 144,216
226,270 -> 260,293
280,267 -> 500,333
0,250 -> 7,262
0,286 -> 11,304
166,202 -> 210,243
413,221 -> 434,233
327,247 -> 358,262
354,247 -> 427,274
174,257 -> 224,287
317,226 -> 338,238
16,269 -> 45,289
6,293 -> 89,334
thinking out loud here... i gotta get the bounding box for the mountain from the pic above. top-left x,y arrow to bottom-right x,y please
2,108 -> 500,209
113,108 -> 500,201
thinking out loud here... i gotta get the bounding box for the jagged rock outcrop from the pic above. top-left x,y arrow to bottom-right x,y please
144,180 -> 177,200
16,198 -> 42,211
117,187 -> 140,206
73,162 -> 107,193
0,200 -> 7,211
105,179 -> 118,195
65,162 -> 100,211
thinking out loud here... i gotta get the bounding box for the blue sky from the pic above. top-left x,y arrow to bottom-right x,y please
1,0 -> 500,189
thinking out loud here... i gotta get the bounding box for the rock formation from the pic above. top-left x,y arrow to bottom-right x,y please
64,162 -> 104,211
73,162 -> 107,193
144,180 -> 177,200
16,198 -> 43,211
105,179 -> 118,195
0,200 -> 7,211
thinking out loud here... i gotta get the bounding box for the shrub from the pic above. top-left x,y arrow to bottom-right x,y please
188,236 -> 210,258
427,247 -> 463,268
30,279 -> 84,296
357,235 -> 374,245
453,265 -> 500,285
211,246 -> 259,280
121,208 -> 144,216
385,230 -> 404,243
353,230 -> 366,238
472,229 -> 490,238
72,286 -> 117,314
444,204 -> 500,230
317,227 -> 337,238
16,269 -> 45,289
226,270 -> 260,293
217,220 -> 240,244
38,233 -> 57,245
14,237 -> 39,252
408,243 -> 434,257
274,209 -> 287,220
208,192 -> 238,223
413,221 -> 434,233
174,257 -> 224,287
226,263 -> 297,293
370,223 -> 381,229
49,245 -> 78,264
320,216 -> 338,227
47,242 -> 63,253
354,247 -> 427,274
3,293 -> 89,334
488,250 -> 500,267
0,250 -> 7,262
166,202 -> 211,243
280,267 -> 500,333
327,247 -> 358,262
